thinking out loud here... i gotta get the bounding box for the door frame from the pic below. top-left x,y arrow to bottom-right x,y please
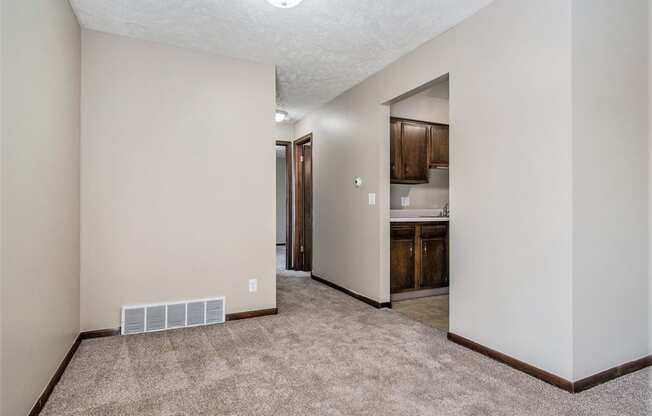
294,133 -> 313,271
276,140 -> 293,270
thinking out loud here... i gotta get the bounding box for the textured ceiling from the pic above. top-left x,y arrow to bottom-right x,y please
69,0 -> 492,120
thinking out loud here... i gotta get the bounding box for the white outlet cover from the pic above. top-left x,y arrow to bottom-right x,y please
248,279 -> 257,293
368,193 -> 376,206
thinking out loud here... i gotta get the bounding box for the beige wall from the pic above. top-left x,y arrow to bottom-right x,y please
276,152 -> 287,244
295,0 -> 575,379
571,0 -> 650,380
81,30 -> 276,330
390,90 -> 449,125
1,1 -> 81,415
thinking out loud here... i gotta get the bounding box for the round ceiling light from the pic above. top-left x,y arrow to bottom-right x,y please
266,0 -> 304,8
275,110 -> 289,123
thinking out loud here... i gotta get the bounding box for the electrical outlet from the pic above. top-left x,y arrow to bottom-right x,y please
401,196 -> 410,207
248,279 -> 257,293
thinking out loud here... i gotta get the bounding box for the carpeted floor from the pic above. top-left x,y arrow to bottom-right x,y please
43,275 -> 651,415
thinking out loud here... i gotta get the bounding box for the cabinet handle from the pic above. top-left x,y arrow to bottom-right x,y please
424,243 -> 427,254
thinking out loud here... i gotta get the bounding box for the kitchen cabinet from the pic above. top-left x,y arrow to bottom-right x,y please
390,119 -> 429,184
390,222 -> 448,293
428,124 -> 449,169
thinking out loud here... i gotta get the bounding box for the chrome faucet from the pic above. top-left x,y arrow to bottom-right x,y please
443,203 -> 450,217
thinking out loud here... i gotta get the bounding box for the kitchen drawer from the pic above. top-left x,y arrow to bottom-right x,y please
420,224 -> 447,238
391,224 -> 416,239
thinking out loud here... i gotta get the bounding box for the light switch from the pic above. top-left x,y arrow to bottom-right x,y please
368,193 -> 376,206
401,196 -> 410,207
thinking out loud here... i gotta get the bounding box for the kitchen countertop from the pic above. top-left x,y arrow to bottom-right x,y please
390,209 -> 449,223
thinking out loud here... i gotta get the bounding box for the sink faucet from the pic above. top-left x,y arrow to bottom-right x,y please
443,203 -> 450,217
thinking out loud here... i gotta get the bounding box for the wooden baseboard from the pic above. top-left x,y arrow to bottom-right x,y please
573,354 -> 652,392
226,308 -> 278,321
448,332 -> 652,393
80,328 -> 121,339
311,273 -> 392,309
28,334 -> 82,416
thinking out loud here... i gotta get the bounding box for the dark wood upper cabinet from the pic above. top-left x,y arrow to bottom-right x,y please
390,225 -> 416,293
390,119 -> 429,184
429,124 -> 449,169
391,118 -> 448,183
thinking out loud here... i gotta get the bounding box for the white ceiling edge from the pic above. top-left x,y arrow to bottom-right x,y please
69,0 -> 493,121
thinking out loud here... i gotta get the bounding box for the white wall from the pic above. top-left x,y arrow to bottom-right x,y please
1,2 -> 81,415
390,90 -> 449,125
295,0 -> 575,379
571,0 -> 650,380
81,30 -> 276,330
276,151 -> 287,244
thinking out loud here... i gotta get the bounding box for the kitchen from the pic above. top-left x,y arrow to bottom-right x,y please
389,75 -> 450,330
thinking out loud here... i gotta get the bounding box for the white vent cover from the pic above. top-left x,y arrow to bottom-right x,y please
121,297 -> 225,335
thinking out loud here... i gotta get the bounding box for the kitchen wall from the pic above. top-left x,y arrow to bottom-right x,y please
81,30 -> 276,331
1,2 -> 81,415
276,150 -> 287,244
390,87 -> 450,210
571,0 -> 649,380
295,0 -> 575,379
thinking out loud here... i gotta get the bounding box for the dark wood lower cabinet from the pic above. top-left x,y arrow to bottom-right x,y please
391,222 -> 448,293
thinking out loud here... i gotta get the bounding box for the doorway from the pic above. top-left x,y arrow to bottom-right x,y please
294,134 -> 313,271
276,141 -> 292,271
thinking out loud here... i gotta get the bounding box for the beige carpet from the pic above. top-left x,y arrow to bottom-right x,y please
43,275 -> 651,415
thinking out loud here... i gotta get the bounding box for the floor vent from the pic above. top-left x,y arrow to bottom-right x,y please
121,297 -> 225,335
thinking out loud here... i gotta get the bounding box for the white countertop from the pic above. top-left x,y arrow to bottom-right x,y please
390,209 -> 449,223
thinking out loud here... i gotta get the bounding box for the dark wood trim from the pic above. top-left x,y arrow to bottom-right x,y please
226,308 -> 278,321
276,140 -> 293,270
294,134 -> 312,271
28,334 -> 82,416
312,273 -> 392,309
447,332 -> 574,392
573,354 -> 652,393
390,116 -> 449,128
80,328 -> 121,339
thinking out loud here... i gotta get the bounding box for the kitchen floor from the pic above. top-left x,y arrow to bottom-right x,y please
392,295 -> 449,331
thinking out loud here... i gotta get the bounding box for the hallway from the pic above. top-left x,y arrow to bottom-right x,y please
42,275 -> 650,416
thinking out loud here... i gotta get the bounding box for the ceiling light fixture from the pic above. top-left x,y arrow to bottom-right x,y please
275,110 -> 289,123
266,0 -> 304,8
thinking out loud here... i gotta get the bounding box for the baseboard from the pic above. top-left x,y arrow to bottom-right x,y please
226,308 -> 278,321
447,332 -> 652,393
28,334 -> 82,416
447,332 -> 573,392
276,243 -> 286,246
311,273 -> 392,309
80,328 -> 121,339
573,354 -> 652,393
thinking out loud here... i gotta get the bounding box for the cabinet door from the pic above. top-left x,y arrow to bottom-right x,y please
390,120 -> 402,181
400,122 -> 429,182
420,238 -> 447,288
429,125 -> 449,168
390,226 -> 416,293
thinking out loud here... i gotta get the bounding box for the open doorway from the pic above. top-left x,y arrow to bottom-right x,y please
276,141 -> 292,271
386,74 -> 450,332
294,134 -> 313,272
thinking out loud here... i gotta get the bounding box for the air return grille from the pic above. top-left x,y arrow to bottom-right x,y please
121,297 -> 225,335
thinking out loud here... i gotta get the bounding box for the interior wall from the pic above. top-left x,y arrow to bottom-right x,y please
390,90 -> 449,124
80,30 -> 276,331
1,2 -> 81,415
571,0 -> 650,380
276,151 -> 287,244
295,0 -> 575,379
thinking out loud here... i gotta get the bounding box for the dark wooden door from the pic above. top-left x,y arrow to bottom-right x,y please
390,225 -> 416,292
294,135 -> 313,271
429,124 -> 449,168
390,119 -> 402,181
400,122 -> 428,182
419,224 -> 448,288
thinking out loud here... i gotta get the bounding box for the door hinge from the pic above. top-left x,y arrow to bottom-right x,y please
300,155 -> 304,163
300,245 -> 304,253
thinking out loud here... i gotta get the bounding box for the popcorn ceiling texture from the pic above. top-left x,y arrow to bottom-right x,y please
69,0 -> 493,120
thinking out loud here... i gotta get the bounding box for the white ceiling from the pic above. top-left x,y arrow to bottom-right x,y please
69,0 -> 492,120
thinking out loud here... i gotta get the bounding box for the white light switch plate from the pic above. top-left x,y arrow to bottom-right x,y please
368,193 -> 376,206
401,196 -> 410,207
248,279 -> 257,293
